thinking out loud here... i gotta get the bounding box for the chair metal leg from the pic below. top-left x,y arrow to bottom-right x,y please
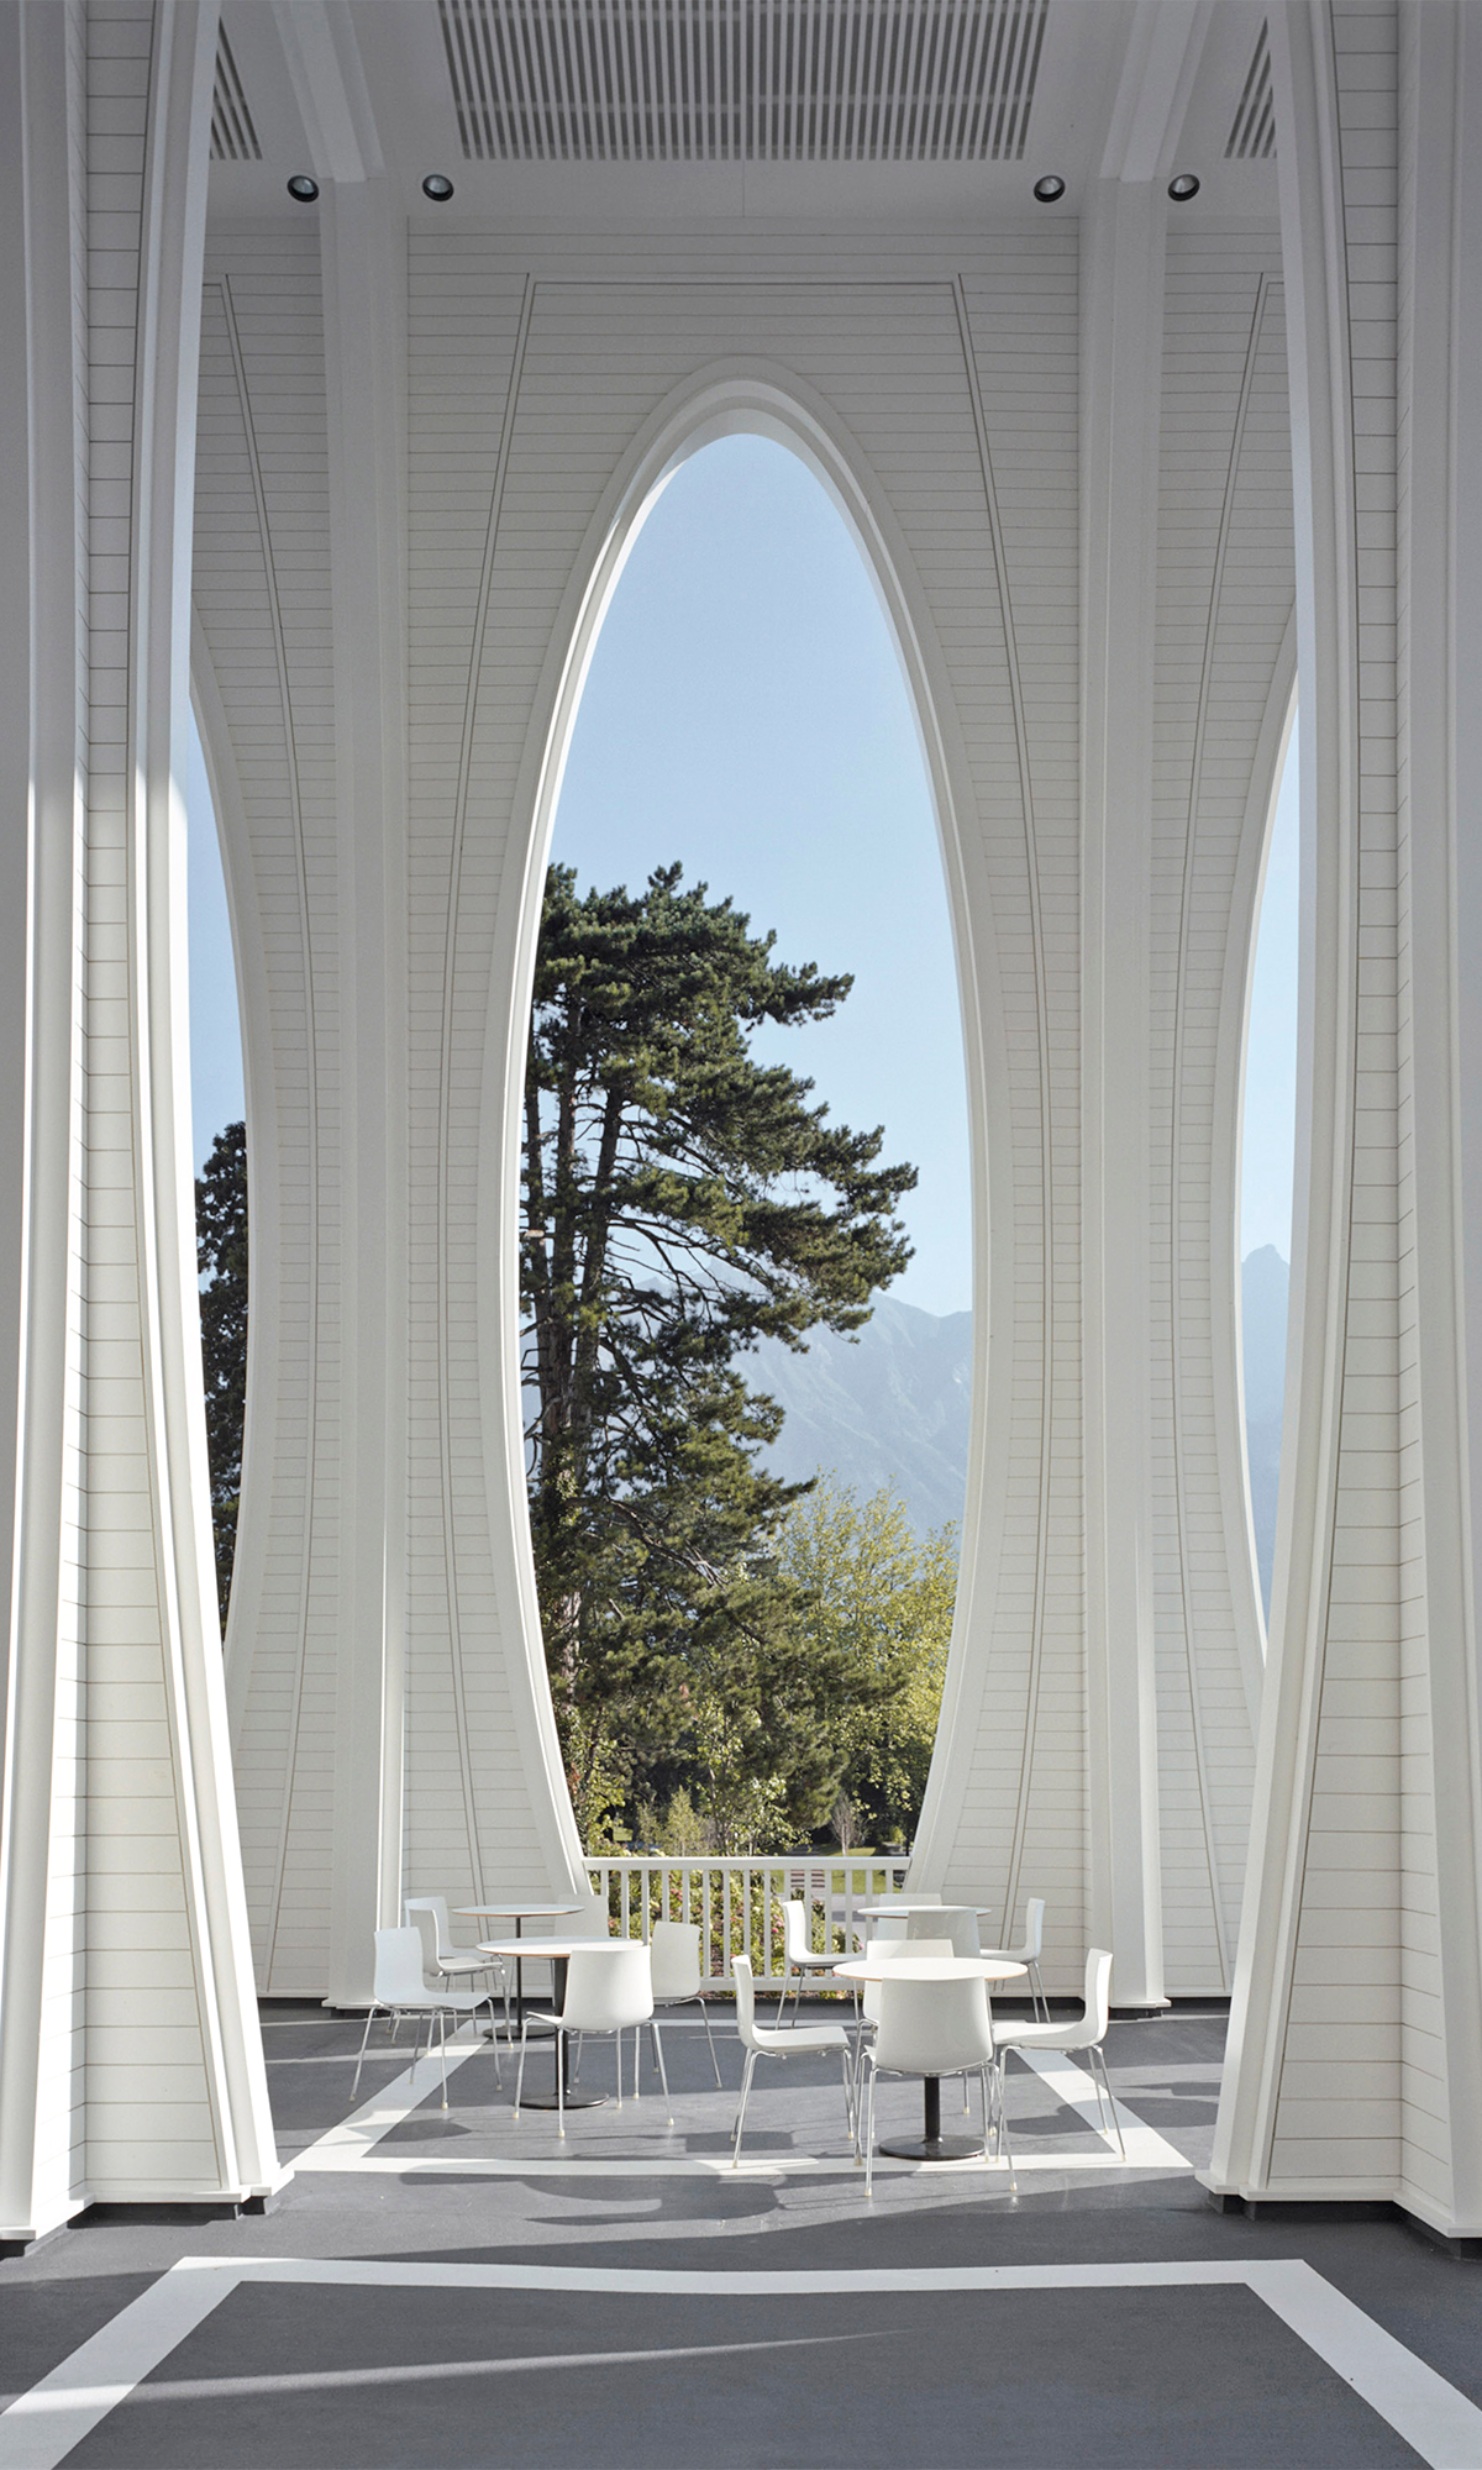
840,2050 -> 856,2152
438,2010 -> 449,2110
731,2049 -> 757,2165
556,2026 -> 565,2138
996,2065 -> 1016,2192
1029,1961 -> 1048,2024
1092,2044 -> 1125,2157
351,2003 -> 383,2101
864,2060 -> 878,2198
698,1995 -> 722,2087
651,2018 -> 671,2118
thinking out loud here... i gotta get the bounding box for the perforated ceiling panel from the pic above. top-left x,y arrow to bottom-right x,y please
436,0 -> 1050,161
1225,19 -> 1274,160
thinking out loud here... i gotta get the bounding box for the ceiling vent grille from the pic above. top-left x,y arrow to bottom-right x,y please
437,0 -> 1049,162
211,25 -> 262,161
1225,19 -> 1274,160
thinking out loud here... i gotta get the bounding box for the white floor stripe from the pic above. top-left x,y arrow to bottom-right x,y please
1013,2049 -> 1191,2169
4,2254 -> 1479,2470
292,2030 -> 488,2168
291,2030 -> 1191,2180
330,2149 -> 1157,2178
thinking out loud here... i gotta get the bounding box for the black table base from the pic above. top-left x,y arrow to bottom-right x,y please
514,1952 -> 608,2112
878,2073 -> 986,2164
879,2132 -> 986,2161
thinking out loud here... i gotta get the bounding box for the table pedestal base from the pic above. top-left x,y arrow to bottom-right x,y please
877,2073 -> 986,2163
519,2090 -> 607,2112
879,2132 -> 985,2163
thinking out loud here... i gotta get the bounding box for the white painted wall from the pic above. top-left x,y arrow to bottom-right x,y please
0,0 -> 278,2246
1209,0 -> 1482,2247
195,176 -> 1292,2000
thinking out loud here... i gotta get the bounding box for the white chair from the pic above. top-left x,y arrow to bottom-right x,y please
352,1926 -> 495,2110
731,1954 -> 854,2166
405,1894 -> 512,2032
980,1896 -> 1049,2021
777,1899 -> 846,2018
861,1972 -> 1011,2197
404,1906 -> 508,2079
993,1947 -> 1122,2156
514,1943 -> 665,2135
649,1919 -> 722,2088
850,1935 -> 953,2105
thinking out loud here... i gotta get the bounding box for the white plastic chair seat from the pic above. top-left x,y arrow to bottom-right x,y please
994,1947 -> 1121,2156
730,1954 -> 855,2164
777,1899 -> 846,2020
992,2019 -> 1085,2050
352,1926 -> 499,2109
862,1971 -> 1012,2195
514,1943 -> 668,2133
647,1920 -> 721,2088
979,1897 -> 1048,2021
748,2018 -> 850,2058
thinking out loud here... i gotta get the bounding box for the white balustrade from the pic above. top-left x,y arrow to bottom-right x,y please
582,1854 -> 911,1989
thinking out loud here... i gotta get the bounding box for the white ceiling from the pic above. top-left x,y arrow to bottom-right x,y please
210,0 -> 1279,228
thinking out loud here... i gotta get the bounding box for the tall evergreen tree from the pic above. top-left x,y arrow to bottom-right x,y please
196,1119 -> 249,1629
523,863 -> 917,1843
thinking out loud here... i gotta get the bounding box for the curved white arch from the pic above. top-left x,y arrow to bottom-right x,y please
475,362 -> 1009,1861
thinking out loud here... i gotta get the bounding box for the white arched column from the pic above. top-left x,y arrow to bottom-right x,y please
0,0 -> 279,2246
1208,0 -> 1482,2243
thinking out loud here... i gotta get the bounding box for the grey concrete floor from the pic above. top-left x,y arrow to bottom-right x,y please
2,2001 -> 1481,2468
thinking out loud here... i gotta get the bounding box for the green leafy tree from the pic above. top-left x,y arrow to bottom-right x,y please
776,1481 -> 957,1847
522,862 -> 917,1845
196,1119 -> 249,1629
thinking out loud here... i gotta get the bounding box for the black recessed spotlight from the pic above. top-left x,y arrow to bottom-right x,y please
422,173 -> 455,202
1032,173 -> 1066,203
1167,171 -> 1201,203
286,173 -> 320,204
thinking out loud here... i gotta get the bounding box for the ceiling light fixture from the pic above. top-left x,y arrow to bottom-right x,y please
286,174 -> 320,203
421,173 -> 455,202
1167,171 -> 1201,202
1032,173 -> 1066,203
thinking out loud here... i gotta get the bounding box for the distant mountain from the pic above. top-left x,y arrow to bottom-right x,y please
751,1295 -> 971,1535
1241,1246 -> 1290,1612
748,1257 -> 1291,1605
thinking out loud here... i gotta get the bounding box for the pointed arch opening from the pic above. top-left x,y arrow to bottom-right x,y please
501,380 -> 984,1863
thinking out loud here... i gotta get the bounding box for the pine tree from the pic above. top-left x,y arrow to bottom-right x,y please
523,863 -> 917,1844
196,1120 -> 248,1629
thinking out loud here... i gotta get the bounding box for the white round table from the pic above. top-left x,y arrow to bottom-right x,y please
854,1901 -> 994,1920
477,1933 -> 627,2111
835,1953 -> 1025,2162
454,1903 -> 588,2067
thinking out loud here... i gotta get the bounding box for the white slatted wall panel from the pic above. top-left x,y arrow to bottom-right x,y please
82,0 -> 218,2188
34,0 -> 94,2212
1265,0 -> 1404,2190
1152,236 -> 1291,1992
205,217 -> 1291,1992
401,227 -> 1089,1957
194,230 -> 343,1997
1392,0 -> 1448,2224
404,258 -> 550,1904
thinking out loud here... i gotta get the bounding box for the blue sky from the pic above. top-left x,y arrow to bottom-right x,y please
186,711 -> 244,1170
185,433 -> 1296,1293
1240,716 -> 1298,1263
549,435 -> 970,1316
